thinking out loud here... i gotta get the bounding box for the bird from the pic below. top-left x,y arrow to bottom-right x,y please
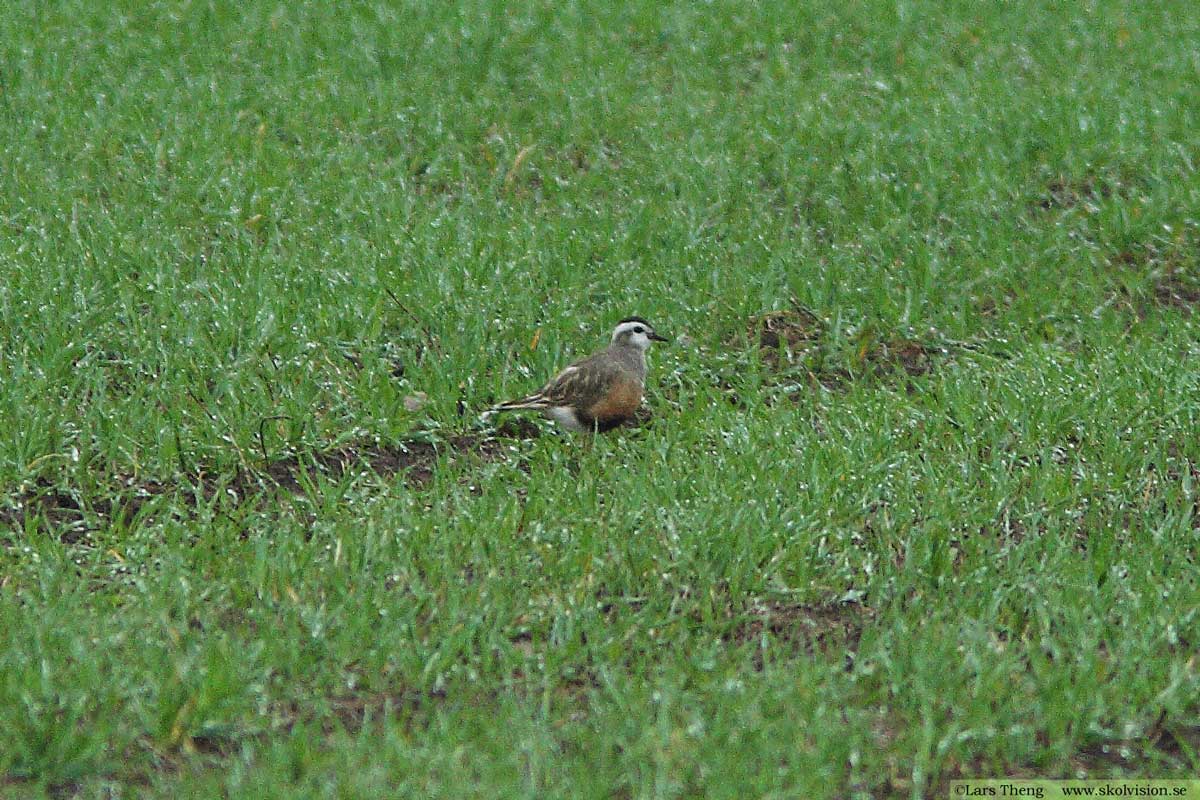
486,317 -> 669,432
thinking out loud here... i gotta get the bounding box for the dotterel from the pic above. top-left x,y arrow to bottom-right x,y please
487,317 -> 669,432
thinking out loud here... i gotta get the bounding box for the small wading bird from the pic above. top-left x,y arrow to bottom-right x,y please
486,317 -> 669,432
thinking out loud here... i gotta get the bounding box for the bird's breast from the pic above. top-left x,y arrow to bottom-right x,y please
585,376 -> 644,424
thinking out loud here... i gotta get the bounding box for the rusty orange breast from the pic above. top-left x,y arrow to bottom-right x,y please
585,377 -> 643,424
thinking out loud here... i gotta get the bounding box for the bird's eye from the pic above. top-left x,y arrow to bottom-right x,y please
634,326 -> 645,334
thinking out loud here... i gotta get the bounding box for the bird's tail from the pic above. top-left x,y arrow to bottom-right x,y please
482,393 -> 550,420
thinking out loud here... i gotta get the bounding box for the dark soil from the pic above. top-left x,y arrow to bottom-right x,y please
1106,232 -> 1200,317
727,598 -> 870,669
1032,170 -> 1134,213
740,305 -> 950,391
748,306 -> 824,367
2,425 -> 542,541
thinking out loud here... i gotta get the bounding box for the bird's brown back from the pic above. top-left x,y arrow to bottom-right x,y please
540,352 -> 642,415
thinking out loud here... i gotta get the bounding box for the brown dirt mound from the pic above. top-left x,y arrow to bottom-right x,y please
748,306 -> 823,366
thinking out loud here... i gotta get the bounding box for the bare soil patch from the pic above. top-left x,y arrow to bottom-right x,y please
741,305 -> 951,391
2,426 -> 539,541
245,434 -> 506,495
1151,271 -> 1200,313
1036,175 -> 1115,211
1106,231 -> 1200,317
858,336 -> 940,378
749,306 -> 824,366
1031,169 -> 1135,213
0,477 -> 168,544
726,598 -> 871,669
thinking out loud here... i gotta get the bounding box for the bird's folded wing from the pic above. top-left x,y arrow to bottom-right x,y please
539,354 -> 624,408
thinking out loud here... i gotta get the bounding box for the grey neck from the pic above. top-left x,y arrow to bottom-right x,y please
607,341 -> 648,381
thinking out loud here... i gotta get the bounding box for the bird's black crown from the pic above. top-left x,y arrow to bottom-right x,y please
617,316 -> 654,327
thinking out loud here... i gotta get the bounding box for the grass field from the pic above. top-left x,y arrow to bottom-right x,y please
2,0 -> 1200,796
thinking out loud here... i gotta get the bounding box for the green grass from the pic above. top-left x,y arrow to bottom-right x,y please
2,0 -> 1200,796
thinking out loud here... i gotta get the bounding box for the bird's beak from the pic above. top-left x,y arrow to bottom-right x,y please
649,331 -> 670,343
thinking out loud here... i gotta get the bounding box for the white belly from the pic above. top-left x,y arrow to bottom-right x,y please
545,406 -> 586,432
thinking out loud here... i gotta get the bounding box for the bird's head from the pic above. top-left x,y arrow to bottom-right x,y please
610,316 -> 669,351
